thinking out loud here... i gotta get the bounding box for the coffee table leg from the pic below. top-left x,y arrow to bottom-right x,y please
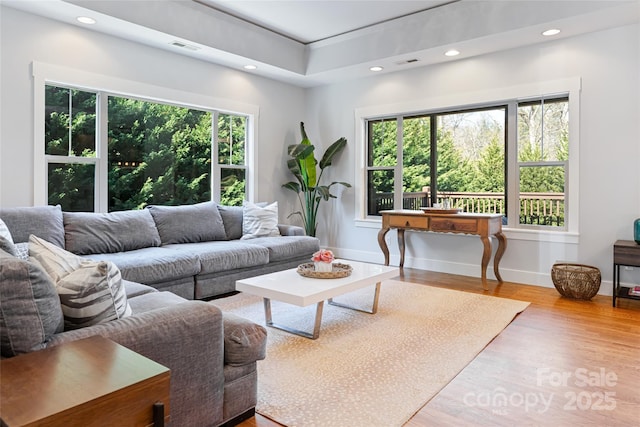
263,298 -> 325,340
328,282 -> 381,314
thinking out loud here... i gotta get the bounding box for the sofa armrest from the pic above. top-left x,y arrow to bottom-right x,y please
47,301 -> 225,426
277,223 -> 306,236
223,312 -> 267,366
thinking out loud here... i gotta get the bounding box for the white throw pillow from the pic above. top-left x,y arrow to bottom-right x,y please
0,218 -> 18,256
57,260 -> 132,330
28,235 -> 132,330
241,201 -> 281,240
29,235 -> 83,282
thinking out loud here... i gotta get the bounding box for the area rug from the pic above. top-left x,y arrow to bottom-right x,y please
211,280 -> 530,427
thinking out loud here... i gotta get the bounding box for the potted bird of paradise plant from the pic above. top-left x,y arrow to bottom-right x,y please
282,122 -> 351,237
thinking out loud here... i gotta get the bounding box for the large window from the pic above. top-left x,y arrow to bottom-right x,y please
365,96 -> 569,230
44,84 -> 249,212
517,98 -> 568,227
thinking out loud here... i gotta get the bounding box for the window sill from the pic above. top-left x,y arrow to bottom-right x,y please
354,218 -> 579,244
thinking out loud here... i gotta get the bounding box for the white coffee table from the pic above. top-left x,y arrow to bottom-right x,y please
236,260 -> 398,339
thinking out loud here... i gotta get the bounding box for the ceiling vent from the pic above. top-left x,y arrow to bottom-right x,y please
169,41 -> 200,51
395,58 -> 420,65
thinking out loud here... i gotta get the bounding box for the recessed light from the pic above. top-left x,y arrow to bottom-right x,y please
445,49 -> 460,57
542,29 -> 561,36
243,65 -> 257,70
76,16 -> 96,25
369,66 -> 383,72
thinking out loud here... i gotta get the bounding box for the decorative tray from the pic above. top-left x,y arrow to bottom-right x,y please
297,262 -> 353,279
420,207 -> 463,214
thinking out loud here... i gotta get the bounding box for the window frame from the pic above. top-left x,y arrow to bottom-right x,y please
33,62 -> 259,211
354,77 -> 581,243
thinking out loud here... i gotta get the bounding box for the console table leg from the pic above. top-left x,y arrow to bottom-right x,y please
378,227 -> 390,266
480,236 -> 491,290
397,229 -> 406,268
494,232 -> 507,283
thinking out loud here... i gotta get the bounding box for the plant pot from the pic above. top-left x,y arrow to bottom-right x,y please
314,262 -> 333,272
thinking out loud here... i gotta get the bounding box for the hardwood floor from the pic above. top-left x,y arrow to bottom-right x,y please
238,269 -> 640,426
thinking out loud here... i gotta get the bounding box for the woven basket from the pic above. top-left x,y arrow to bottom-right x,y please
551,263 -> 601,300
297,262 -> 352,279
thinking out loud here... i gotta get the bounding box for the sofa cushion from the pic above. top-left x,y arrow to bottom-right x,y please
221,312 -> 267,366
0,205 -> 65,247
127,291 -> 186,314
64,210 -> 161,255
83,247 -> 201,285
123,280 -> 158,299
164,241 -> 269,274
0,249 -> 64,357
243,236 -> 320,262
147,202 -> 227,244
241,201 -> 280,240
28,235 -> 132,330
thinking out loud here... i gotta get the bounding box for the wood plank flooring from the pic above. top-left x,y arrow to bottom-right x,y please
238,269 -> 640,426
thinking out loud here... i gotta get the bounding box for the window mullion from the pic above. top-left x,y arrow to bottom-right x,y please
430,115 -> 437,206
212,111 -> 220,202
506,101 -> 518,227
394,116 -> 403,209
96,92 -> 108,213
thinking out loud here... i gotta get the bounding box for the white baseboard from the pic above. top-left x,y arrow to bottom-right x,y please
330,247 -> 617,297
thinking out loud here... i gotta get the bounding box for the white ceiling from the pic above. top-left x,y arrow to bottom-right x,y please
197,0 -> 455,44
3,0 -> 639,87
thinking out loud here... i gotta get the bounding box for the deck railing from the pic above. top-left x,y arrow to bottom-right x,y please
371,191 -> 565,226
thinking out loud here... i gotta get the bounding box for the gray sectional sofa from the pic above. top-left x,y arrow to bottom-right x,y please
0,246 -> 267,426
0,202 -> 320,426
0,202 -> 319,299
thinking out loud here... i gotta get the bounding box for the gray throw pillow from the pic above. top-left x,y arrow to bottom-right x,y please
0,205 -> 65,247
147,201 -> 227,244
64,210 -> 161,255
0,249 -> 64,357
0,235 -> 17,257
218,205 -> 244,240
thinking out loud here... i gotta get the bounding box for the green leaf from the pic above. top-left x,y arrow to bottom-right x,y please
327,181 -> 352,188
286,158 -> 304,185
288,144 -> 315,159
299,122 -> 317,187
319,137 -> 347,169
282,181 -> 301,193
316,186 -> 331,200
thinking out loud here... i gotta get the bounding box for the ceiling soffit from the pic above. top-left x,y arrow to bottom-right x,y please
5,0 -> 640,87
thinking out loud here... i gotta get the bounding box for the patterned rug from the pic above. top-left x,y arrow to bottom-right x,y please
211,280 -> 529,427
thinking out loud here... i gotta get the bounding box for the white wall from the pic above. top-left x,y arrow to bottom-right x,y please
0,6 -> 305,216
305,24 -> 640,293
1,6 -> 638,294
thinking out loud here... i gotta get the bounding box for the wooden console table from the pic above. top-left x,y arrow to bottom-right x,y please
0,336 -> 170,427
377,210 -> 507,290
